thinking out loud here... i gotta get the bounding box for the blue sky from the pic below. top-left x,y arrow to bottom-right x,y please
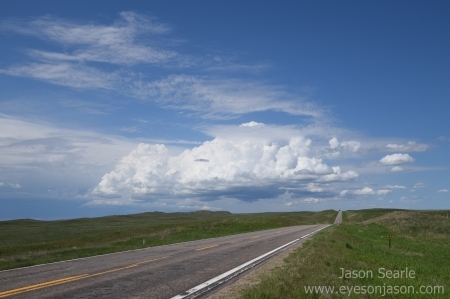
1,1 -> 449,220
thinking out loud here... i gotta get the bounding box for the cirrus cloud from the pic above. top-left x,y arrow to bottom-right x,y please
414,182 -> 428,189
384,185 -> 407,189
340,187 -> 392,197
385,141 -> 428,152
2,12 -> 176,66
132,75 -> 323,119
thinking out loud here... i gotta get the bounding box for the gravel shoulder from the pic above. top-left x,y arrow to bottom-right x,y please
205,239 -> 307,299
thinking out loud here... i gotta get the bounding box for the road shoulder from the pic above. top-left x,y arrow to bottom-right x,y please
205,239 -> 306,299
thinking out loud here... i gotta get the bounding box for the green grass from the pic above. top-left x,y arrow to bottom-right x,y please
0,209 -> 337,271
237,209 -> 450,299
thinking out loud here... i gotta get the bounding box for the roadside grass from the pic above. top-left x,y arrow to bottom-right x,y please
345,208 -> 405,224
238,209 -> 450,299
0,210 -> 337,271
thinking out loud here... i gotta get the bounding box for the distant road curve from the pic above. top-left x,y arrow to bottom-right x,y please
0,224 -> 331,299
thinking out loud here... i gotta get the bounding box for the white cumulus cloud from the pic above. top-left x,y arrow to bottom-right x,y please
91,135 -> 358,203
438,189 -> 449,193
376,189 -> 392,196
239,121 -> 265,128
391,166 -> 404,172
354,187 -> 375,195
341,141 -> 361,153
329,137 -> 339,149
324,137 -> 361,159
380,153 -> 414,165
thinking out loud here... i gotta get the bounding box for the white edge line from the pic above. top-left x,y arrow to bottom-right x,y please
0,224 -> 321,273
170,224 -> 332,299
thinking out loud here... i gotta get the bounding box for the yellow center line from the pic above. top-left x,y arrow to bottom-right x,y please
0,275 -> 90,298
195,244 -> 218,251
87,264 -> 138,277
251,236 -> 260,239
138,256 -> 169,265
0,256 -> 168,298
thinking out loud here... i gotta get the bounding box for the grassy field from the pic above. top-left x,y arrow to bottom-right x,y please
0,209 -> 337,271
238,209 -> 450,299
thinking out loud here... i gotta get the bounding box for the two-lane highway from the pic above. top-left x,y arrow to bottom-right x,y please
0,224 -> 329,299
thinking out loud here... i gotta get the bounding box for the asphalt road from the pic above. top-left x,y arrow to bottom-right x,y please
0,224 -> 328,299
334,210 -> 342,224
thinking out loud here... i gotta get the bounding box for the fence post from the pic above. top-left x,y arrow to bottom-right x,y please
388,234 -> 392,249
